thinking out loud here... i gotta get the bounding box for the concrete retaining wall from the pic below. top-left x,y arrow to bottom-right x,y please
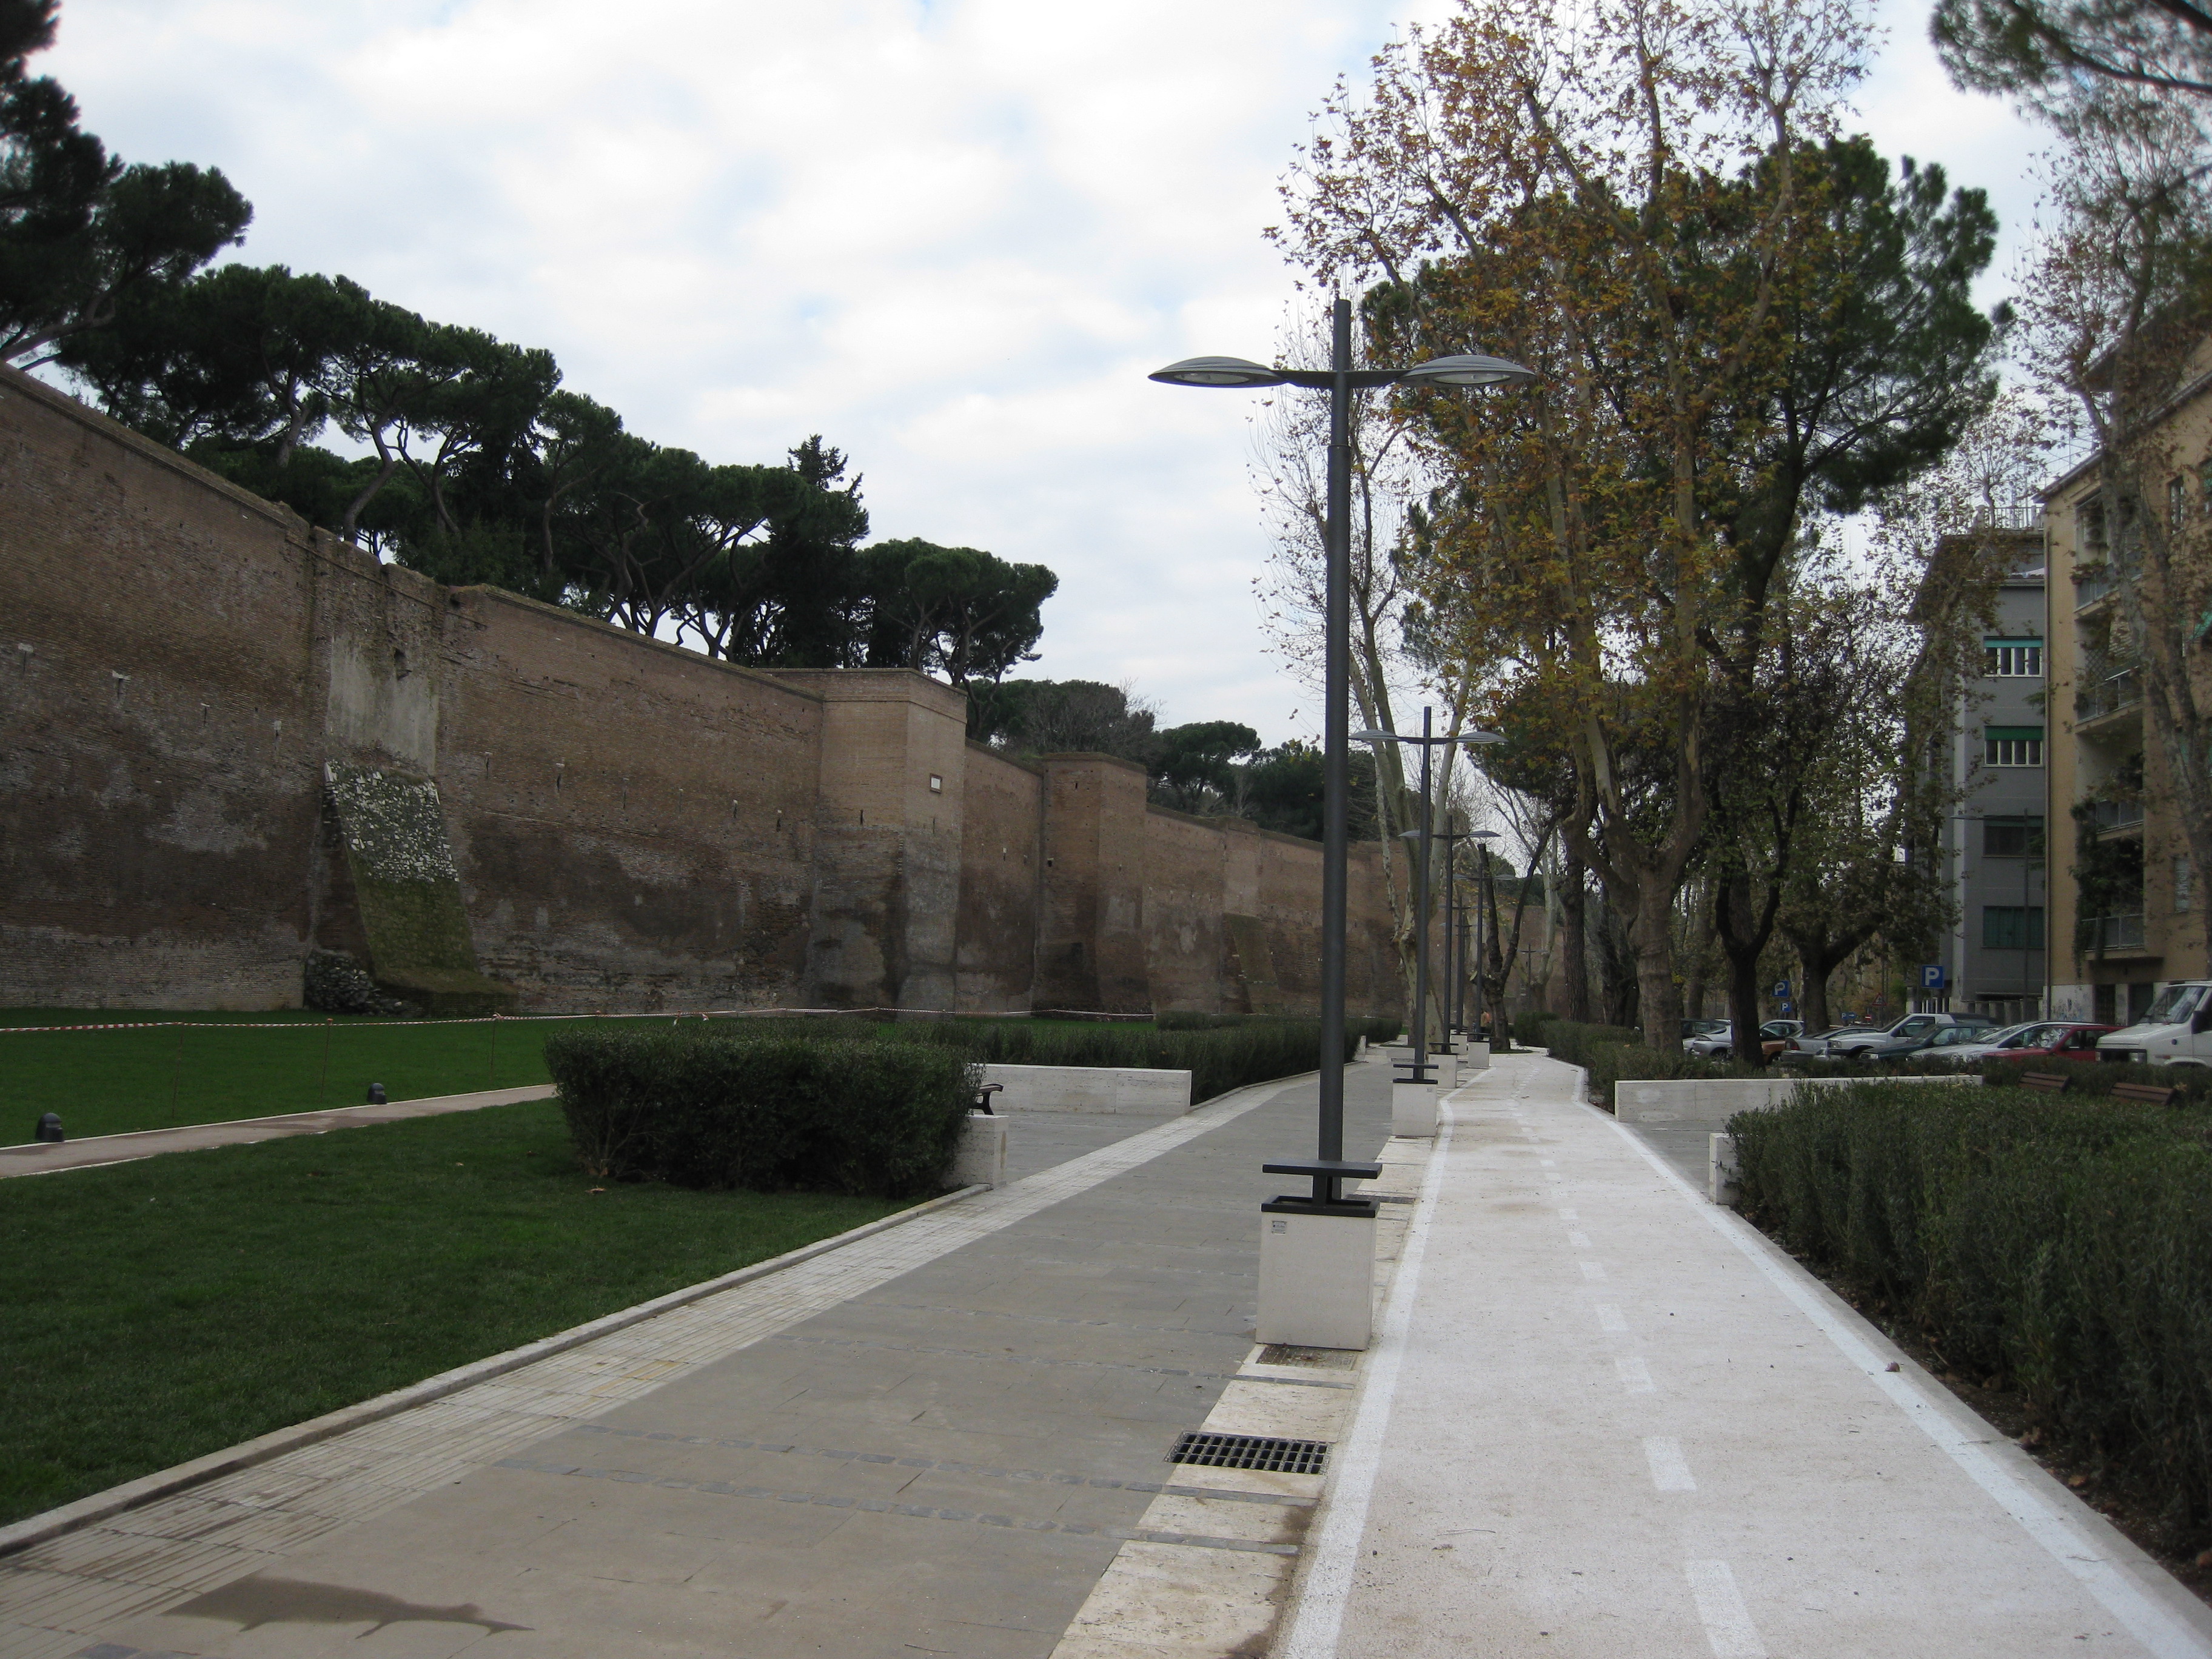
980,1063 -> 1192,1116
1613,1073 -> 1977,1125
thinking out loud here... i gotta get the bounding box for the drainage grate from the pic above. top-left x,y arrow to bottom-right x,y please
1168,1431 -> 1330,1475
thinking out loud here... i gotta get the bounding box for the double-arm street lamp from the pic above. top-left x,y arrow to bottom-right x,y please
1431,823 -> 1499,1041
1150,301 -> 1530,1204
1356,709 -> 1503,1088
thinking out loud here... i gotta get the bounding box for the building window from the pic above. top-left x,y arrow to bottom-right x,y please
1983,817 -> 2046,857
1983,905 -> 2046,950
2179,856 -> 2195,914
1984,639 -> 2043,677
1984,726 -> 2045,767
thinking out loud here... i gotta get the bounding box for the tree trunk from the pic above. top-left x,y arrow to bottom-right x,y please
1561,851 -> 1591,1022
1596,895 -> 1640,1028
1630,879 -> 1682,1047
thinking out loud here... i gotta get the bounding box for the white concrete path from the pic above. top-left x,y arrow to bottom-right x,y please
1281,1051 -> 2212,1659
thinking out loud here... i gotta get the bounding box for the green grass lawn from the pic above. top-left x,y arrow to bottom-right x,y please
0,1008 -> 634,1144
0,1098 -> 910,1529
0,1008 -> 1155,1144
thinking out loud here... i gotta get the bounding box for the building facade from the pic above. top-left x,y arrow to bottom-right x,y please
1941,539 -> 2051,1022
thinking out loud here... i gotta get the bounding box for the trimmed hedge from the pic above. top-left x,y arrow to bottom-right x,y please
1978,1056 -> 2212,1104
544,1030 -> 975,1198
1732,1083 -> 2212,1530
1513,1008 -> 1561,1046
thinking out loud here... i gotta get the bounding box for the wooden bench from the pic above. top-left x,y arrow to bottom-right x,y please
2112,1081 -> 2177,1107
2020,1071 -> 2071,1093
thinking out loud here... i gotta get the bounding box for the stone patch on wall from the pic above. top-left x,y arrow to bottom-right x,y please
324,762 -> 514,1016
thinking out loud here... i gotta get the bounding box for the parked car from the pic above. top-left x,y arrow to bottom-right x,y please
1777,1025 -> 1855,1063
1826,1011 -> 1985,1059
1680,1018 -> 1728,1042
1925,1021 -> 2042,1064
1997,1022 -> 2117,1062
2096,982 -> 2212,1067
1682,1019 -> 1803,1061
1844,1015 -> 2002,1064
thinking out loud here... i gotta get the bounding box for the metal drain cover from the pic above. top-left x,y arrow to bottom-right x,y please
1167,1431 -> 1329,1475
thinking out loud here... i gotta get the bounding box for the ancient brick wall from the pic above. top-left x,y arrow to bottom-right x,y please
434,589 -> 825,1010
0,372 -> 323,1008
0,366 -> 1402,1021
954,743 -> 1042,1011
1141,807 -> 1232,1013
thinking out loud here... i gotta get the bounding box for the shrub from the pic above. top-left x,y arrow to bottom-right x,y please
1512,1008 -> 1561,1047
544,1030 -> 976,1198
1731,1083 -> 2212,1532
1979,1056 -> 2212,1104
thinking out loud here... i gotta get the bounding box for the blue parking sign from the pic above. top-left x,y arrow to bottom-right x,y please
1920,964 -> 1947,991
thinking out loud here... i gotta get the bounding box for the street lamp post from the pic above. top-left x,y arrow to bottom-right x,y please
1151,310 -> 1529,1185
1356,712 -> 1504,1097
1430,823 -> 1492,1046
1151,306 -> 1530,1347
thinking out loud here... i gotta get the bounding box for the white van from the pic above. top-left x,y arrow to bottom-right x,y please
2094,982 -> 2212,1067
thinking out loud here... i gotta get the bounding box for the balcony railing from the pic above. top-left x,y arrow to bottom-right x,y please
2088,798 -> 2145,832
2077,663 -> 2143,722
1976,504 -> 2046,531
2091,913 -> 2147,951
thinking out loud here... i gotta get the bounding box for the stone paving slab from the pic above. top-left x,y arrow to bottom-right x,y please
1278,1053 -> 2212,1659
0,1065 -> 1389,1659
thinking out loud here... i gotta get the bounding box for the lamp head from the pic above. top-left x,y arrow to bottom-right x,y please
1399,354 -> 1537,389
1465,728 -> 1506,745
1148,356 -> 1287,389
1350,728 -> 1401,745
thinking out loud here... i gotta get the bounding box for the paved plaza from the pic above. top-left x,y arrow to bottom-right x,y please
4,1052 -> 2212,1657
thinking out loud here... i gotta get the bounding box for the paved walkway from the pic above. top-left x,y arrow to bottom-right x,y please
1283,1051 -> 2212,1659
0,1087 -> 556,1179
10,1051 -> 2212,1658
0,1067 -> 1395,1659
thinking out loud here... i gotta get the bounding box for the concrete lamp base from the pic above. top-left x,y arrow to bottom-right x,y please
1256,1205 -> 1377,1350
1433,1053 -> 1459,1091
1464,1041 -> 1491,1072
950,1112 -> 1007,1189
1392,1081 -> 1438,1139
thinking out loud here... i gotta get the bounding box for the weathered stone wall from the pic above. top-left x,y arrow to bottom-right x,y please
1141,808 -> 1233,1013
955,743 -> 1042,1011
0,366 -> 1403,1021
0,372 -> 322,1008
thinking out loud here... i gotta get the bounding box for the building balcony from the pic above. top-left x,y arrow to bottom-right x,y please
2086,798 -> 2145,834
2076,663 -> 2143,740
2090,913 -> 2150,953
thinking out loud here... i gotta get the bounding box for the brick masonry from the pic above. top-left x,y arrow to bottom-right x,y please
0,366 -> 1399,1016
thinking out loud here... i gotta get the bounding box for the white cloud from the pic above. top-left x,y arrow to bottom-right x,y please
47,0 -> 2043,743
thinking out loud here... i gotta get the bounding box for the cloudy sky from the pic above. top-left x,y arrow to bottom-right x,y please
47,0 -> 2040,743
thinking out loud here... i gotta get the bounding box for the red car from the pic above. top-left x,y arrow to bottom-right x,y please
1992,1022 -> 2116,1062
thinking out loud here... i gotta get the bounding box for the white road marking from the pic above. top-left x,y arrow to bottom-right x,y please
1644,1436 -> 1697,1492
1568,1230 -> 1591,1247
1617,1355 -> 1656,1394
1540,1158 -> 1557,1167
1275,1100 -> 1457,1659
1683,1560 -> 1767,1658
1580,1261 -> 1607,1282
1598,1104 -> 2212,1659
1595,1304 -> 1629,1333
1558,1207 -> 1579,1221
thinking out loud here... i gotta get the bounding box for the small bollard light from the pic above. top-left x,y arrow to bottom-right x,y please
366,1082 -> 387,1105
34,1111 -> 63,1144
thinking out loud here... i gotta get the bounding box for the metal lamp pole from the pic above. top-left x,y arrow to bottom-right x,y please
1151,315 -> 1530,1184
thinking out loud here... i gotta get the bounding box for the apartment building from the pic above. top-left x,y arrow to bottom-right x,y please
2042,375 -> 2212,1024
1936,529 -> 2051,1022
